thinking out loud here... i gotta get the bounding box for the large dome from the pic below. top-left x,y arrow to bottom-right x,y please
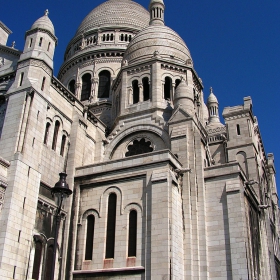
75,0 -> 150,36
123,25 -> 192,65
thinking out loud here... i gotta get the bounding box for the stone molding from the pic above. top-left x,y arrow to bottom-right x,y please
0,45 -> 21,57
25,28 -> 58,44
18,59 -> 52,76
0,156 -> 10,168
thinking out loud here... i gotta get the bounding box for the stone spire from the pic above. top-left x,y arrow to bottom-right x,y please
207,87 -> 221,125
149,0 -> 165,26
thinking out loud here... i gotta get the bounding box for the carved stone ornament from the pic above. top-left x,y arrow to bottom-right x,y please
0,57 -> 4,68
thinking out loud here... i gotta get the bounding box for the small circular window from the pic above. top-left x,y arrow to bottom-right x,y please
125,138 -> 154,157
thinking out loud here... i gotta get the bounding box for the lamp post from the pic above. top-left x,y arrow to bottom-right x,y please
50,172 -> 72,280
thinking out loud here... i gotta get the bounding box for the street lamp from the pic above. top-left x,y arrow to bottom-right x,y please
50,172 -> 72,280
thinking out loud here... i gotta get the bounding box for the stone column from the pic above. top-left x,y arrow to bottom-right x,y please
139,83 -> 143,102
127,86 -> 132,106
90,77 -> 98,103
150,169 -> 170,279
172,82 -> 176,102
75,82 -> 81,100
226,181 -> 249,280
17,91 -> 33,152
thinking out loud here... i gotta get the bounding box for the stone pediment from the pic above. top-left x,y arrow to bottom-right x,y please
168,106 -> 192,124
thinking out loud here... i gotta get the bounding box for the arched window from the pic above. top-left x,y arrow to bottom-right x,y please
120,34 -> 124,41
85,215 -> 95,260
102,34 -> 106,41
142,77 -> 150,101
39,37 -> 43,47
98,70 -> 110,98
81,73 -> 91,101
44,245 -> 54,280
175,79 -> 181,89
60,135 -> 66,156
132,80 -> 139,104
128,210 -> 137,257
236,124 -> 241,135
68,80 -> 75,94
164,77 -> 172,100
32,241 -> 43,280
41,77 -> 46,91
19,72 -> 24,87
105,193 -> 117,259
110,34 -> 114,41
125,138 -> 153,157
52,121 -> 60,151
44,122 -> 50,145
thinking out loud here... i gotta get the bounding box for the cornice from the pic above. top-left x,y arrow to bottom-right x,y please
0,45 -> 21,57
0,156 -> 10,168
25,28 -> 58,44
0,21 -> 12,35
58,51 -> 124,80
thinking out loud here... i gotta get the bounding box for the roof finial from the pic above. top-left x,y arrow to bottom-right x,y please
45,9 -> 49,16
210,87 -> 213,94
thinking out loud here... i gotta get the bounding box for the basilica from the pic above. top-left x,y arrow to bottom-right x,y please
0,0 -> 279,279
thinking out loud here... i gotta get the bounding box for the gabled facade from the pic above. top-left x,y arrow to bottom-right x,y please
0,1 -> 279,279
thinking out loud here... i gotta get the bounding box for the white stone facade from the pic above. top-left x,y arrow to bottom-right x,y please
0,0 -> 279,279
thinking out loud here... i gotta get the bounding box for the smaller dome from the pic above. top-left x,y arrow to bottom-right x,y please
173,79 -> 194,113
31,10 -> 55,35
207,88 -> 218,104
123,25 -> 192,65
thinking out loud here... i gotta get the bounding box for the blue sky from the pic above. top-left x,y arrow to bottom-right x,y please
2,0 -> 280,188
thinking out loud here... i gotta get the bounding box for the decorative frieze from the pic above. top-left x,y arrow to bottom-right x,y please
127,65 -> 152,75
17,59 -> 52,76
224,113 -> 250,121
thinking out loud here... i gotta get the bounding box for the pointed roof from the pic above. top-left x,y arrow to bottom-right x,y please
207,87 -> 218,104
31,10 -> 55,35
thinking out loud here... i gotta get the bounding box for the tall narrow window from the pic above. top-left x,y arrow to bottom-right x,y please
128,210 -> 137,257
81,73 -> 91,101
98,70 -> 111,98
68,80 -> 76,94
41,77 -> 46,91
164,77 -> 172,100
29,38 -> 33,48
105,193 -> 117,259
44,245 -> 53,280
52,121 -> 60,150
44,122 -> 50,145
19,72 -> 24,87
39,37 -> 43,47
47,42 -> 51,52
32,241 -> 43,280
249,205 -> 261,278
236,124 -> 241,135
85,215 -> 95,260
60,135 -> 66,156
132,80 -> 139,104
142,77 -> 150,101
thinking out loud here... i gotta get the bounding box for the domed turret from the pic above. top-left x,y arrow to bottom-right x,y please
207,87 -> 222,125
30,9 -> 55,35
21,10 -> 57,68
173,78 -> 194,114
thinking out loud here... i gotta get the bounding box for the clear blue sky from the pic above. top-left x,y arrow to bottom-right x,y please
2,0 -> 280,189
